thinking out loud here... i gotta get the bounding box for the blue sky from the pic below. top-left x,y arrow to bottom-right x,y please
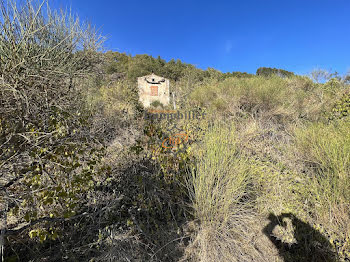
52,0 -> 350,75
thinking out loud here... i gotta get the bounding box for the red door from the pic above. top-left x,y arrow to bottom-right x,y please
150,86 -> 158,96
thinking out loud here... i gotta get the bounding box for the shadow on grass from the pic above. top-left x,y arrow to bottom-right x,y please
263,213 -> 338,262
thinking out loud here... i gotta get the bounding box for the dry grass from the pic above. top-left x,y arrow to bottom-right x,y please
293,120 -> 350,259
183,84 -> 350,260
189,75 -> 340,124
184,123 -> 276,262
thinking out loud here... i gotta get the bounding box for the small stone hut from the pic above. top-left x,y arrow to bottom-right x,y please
137,73 -> 170,107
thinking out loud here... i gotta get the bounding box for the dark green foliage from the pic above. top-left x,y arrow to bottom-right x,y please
150,100 -> 164,108
103,51 -> 254,83
103,51 -> 195,81
256,67 -> 295,78
228,71 -> 255,78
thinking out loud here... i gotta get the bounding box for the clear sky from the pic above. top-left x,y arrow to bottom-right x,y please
52,0 -> 350,75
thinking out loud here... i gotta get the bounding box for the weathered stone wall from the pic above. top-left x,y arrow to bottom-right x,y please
137,74 -> 170,107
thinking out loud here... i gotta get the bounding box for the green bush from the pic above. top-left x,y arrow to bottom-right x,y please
256,67 -> 295,78
329,92 -> 350,120
150,100 -> 165,108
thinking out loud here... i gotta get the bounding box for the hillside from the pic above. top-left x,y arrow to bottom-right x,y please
1,1 -> 350,262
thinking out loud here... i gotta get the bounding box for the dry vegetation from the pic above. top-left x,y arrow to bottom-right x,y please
1,1 -> 350,262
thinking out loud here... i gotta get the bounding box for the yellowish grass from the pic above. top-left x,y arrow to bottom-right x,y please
185,123 -> 269,261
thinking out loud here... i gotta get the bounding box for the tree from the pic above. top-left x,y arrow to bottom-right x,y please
256,67 -> 294,78
343,72 -> 350,84
310,69 -> 330,83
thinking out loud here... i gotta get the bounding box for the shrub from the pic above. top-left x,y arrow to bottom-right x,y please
256,67 -> 295,78
329,91 -> 350,120
189,75 -> 325,122
0,0 -> 104,259
150,100 -> 164,108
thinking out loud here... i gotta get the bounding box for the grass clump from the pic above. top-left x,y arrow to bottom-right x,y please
185,123 -> 265,262
294,120 -> 350,259
188,123 -> 252,225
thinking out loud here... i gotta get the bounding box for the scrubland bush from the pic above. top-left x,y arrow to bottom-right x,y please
86,79 -> 142,144
189,75 -> 341,124
0,0 -> 107,260
150,100 -> 165,108
256,67 -> 295,78
329,92 -> 350,120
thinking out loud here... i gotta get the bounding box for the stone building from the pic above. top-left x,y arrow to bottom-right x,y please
137,73 -> 170,107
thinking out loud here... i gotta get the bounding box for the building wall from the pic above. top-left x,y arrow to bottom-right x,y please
137,74 -> 170,107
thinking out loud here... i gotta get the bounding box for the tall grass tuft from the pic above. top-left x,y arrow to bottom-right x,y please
295,120 -> 350,202
294,120 -> 350,259
186,123 -> 263,261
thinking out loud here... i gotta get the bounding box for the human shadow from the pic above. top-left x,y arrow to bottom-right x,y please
263,213 -> 338,262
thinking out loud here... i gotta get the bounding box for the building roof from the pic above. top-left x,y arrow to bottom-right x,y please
138,73 -> 168,84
